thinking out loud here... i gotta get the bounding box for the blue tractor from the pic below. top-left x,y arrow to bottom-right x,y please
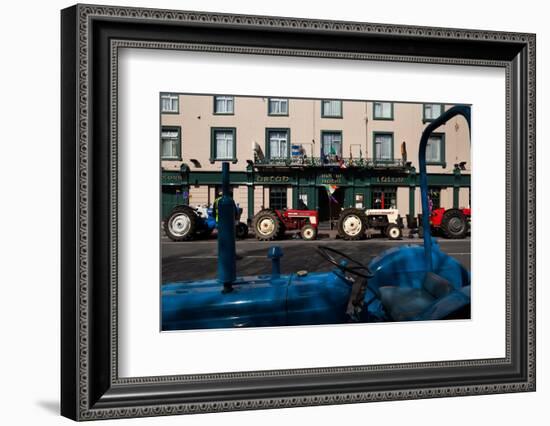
162,106 -> 472,330
164,203 -> 249,241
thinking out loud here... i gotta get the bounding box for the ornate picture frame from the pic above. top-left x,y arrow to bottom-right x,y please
61,4 -> 536,420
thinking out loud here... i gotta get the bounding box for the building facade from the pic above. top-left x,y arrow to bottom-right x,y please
160,94 -> 471,224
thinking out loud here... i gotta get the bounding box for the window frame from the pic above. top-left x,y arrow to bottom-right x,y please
372,101 -> 394,120
160,93 -> 179,114
213,95 -> 235,115
423,103 -> 445,122
210,127 -> 237,163
267,98 -> 289,116
321,130 -> 344,158
265,128 -> 291,159
372,131 -> 395,163
160,125 -> 182,160
269,186 -> 288,210
321,99 -> 343,118
425,132 -> 447,166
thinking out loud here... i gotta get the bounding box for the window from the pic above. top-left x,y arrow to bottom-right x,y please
268,98 -> 288,116
214,96 -> 234,114
269,186 -> 287,210
321,131 -> 343,157
372,187 -> 397,209
373,133 -> 394,162
267,129 -> 289,159
426,133 -> 445,165
160,93 -> 179,113
423,103 -> 443,121
211,128 -> 236,161
373,102 -> 393,120
160,127 -> 181,160
321,100 -> 342,118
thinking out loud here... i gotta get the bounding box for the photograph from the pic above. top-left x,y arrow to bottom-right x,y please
160,94 -> 472,331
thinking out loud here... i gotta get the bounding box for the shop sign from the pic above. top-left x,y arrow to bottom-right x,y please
375,176 -> 406,184
255,175 -> 290,183
318,173 -> 343,184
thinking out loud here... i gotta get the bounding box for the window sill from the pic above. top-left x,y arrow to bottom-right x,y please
210,158 -> 238,164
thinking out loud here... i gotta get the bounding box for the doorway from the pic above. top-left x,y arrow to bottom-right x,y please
318,187 -> 345,228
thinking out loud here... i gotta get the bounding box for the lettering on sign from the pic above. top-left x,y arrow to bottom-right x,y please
376,176 -> 406,183
255,175 -> 290,183
318,173 -> 343,184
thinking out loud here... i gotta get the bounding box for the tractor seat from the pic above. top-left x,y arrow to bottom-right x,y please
379,272 -> 455,321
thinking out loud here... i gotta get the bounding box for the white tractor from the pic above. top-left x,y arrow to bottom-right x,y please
337,208 -> 404,240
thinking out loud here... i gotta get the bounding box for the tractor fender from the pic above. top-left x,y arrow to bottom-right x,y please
413,287 -> 471,321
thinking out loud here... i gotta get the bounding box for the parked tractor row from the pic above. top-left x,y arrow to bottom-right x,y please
164,202 -> 470,242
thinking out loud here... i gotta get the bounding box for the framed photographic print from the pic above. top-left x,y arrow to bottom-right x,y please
61,4 -> 536,421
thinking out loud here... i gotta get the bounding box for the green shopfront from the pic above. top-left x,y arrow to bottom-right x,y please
162,164 -> 470,224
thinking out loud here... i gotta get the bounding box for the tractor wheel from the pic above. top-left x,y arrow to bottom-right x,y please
337,208 -> 367,240
440,209 -> 468,239
301,224 -> 317,241
236,222 -> 249,239
252,209 -> 281,241
386,223 -> 402,240
164,206 -> 197,241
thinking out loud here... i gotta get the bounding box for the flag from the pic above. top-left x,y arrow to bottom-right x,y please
320,145 -> 328,164
339,158 -> 347,169
323,184 -> 339,203
253,141 -> 264,161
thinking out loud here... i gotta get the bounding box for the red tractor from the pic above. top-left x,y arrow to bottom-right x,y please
419,207 -> 471,239
252,209 -> 319,241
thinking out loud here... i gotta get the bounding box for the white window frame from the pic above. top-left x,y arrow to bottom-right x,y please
322,131 -> 343,157
321,100 -> 343,118
160,94 -> 179,113
268,129 -> 289,159
426,134 -> 445,164
268,98 -> 289,115
373,102 -> 393,119
214,96 -> 234,114
374,133 -> 394,162
161,127 -> 180,160
424,103 -> 444,121
213,129 -> 235,160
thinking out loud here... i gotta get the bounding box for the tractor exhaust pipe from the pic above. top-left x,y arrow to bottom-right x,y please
217,162 -> 237,291
419,105 -> 471,272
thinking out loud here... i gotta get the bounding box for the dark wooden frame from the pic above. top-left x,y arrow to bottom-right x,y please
61,4 -> 536,421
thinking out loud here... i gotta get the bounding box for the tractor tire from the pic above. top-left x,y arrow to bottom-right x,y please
440,208 -> 468,239
252,209 -> 282,241
236,222 -> 249,239
300,224 -> 317,241
337,208 -> 367,240
164,206 -> 197,241
386,223 -> 402,240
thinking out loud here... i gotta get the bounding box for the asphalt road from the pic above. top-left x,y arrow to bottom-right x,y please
161,233 -> 471,283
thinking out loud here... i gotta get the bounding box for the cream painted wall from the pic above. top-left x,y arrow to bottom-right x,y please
161,95 -> 471,174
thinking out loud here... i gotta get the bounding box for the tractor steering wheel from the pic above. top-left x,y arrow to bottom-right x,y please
317,246 -> 374,279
